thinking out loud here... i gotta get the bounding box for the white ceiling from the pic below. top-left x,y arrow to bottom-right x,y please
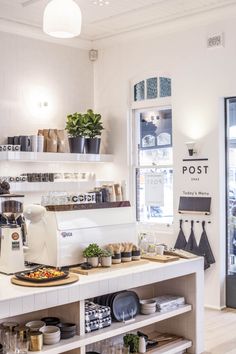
0,0 -> 236,42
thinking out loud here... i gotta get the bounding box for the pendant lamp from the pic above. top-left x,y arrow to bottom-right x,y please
43,0 -> 82,38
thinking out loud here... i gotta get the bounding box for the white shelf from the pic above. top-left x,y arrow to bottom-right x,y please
9,180 -> 113,193
0,151 -> 113,163
40,305 -> 192,354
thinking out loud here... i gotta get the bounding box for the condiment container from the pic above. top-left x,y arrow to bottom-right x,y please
112,253 -> 121,264
138,336 -> 146,353
121,252 -> 132,262
29,331 -> 43,351
132,249 -> 141,261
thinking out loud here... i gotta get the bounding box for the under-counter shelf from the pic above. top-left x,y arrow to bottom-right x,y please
0,151 -> 113,163
39,305 -> 192,354
41,339 -> 192,354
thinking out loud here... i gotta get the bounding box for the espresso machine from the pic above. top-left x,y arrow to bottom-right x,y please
24,204 -> 137,267
0,194 -> 25,274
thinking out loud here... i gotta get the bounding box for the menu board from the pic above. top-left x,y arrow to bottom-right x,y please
145,173 -> 164,206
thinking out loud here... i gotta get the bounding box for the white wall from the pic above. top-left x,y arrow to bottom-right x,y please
0,31 -> 100,204
93,17 -> 236,309
0,32 -> 94,140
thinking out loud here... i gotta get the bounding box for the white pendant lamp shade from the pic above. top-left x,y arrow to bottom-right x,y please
43,0 -> 82,38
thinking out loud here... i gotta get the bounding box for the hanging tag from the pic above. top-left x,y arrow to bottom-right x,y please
145,173 -> 164,206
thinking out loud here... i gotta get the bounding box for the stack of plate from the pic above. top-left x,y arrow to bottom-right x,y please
41,326 -> 60,345
57,323 -> 77,339
140,299 -> 157,315
94,290 -> 140,322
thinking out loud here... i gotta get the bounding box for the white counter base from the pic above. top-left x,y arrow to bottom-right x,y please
0,258 -> 204,354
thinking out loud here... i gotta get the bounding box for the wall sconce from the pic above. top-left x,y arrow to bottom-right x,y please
38,101 -> 49,108
186,141 -> 197,156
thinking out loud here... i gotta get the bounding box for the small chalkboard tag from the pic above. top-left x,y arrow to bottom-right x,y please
178,196 -> 211,214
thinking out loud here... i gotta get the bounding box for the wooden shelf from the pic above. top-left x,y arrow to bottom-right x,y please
45,201 -> 131,211
40,305 -> 192,354
0,151 -> 113,163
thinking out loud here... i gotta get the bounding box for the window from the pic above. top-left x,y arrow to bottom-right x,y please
134,107 -> 173,224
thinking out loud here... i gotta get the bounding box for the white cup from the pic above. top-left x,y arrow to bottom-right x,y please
37,136 -> 44,152
156,245 -> 165,255
31,135 -> 38,152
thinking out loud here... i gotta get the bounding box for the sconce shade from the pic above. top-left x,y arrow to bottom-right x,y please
185,141 -> 196,156
43,0 -> 82,38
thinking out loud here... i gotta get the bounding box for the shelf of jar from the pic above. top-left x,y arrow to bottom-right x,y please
39,305 -> 192,354
8,180 -> 113,193
0,151 -> 114,163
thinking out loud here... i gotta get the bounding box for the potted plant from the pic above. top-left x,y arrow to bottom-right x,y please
123,334 -> 139,353
100,249 -> 112,267
65,113 -> 86,153
83,109 -> 104,154
83,243 -> 101,268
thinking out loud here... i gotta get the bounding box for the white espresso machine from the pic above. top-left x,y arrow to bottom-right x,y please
24,204 -> 137,267
0,195 -> 25,274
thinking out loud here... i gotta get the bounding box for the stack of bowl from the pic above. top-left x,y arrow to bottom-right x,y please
57,323 -> 76,339
41,317 -> 60,326
140,299 -> 157,315
41,326 -> 61,345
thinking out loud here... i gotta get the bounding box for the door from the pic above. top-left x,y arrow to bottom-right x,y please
225,97 -> 236,308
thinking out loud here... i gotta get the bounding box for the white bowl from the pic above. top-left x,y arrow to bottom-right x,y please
44,337 -> 60,345
42,326 -> 60,335
26,320 -> 45,331
141,307 -> 157,315
43,333 -> 61,341
140,299 -> 157,310
140,299 -> 156,306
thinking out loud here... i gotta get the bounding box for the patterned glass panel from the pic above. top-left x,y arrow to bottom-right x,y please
160,77 -> 171,97
146,77 -> 158,99
134,81 -> 145,101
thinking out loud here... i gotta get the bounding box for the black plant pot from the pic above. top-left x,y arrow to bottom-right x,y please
85,138 -> 101,154
68,137 -> 85,153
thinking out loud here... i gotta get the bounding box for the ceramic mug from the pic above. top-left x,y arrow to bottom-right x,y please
37,136 -> 44,152
30,135 -> 38,152
19,136 -> 31,152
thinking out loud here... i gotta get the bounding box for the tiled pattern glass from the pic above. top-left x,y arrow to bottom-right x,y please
134,81 -> 145,101
147,77 -> 158,99
160,77 -> 171,97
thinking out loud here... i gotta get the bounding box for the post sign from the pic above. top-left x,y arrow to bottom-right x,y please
145,173 -> 164,206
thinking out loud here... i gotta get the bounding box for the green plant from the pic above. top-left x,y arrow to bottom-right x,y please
100,249 -> 112,257
83,109 -> 104,138
65,113 -> 87,137
123,334 -> 139,353
83,243 -> 102,258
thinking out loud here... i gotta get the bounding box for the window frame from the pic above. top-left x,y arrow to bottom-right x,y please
129,75 -> 173,230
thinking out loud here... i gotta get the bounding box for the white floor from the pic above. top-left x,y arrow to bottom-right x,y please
204,308 -> 236,354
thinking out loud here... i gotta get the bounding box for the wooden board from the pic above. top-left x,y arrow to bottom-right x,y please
11,273 -> 79,287
46,201 -> 131,212
70,259 -> 150,275
141,254 -> 179,263
146,337 -> 183,352
144,332 -> 183,353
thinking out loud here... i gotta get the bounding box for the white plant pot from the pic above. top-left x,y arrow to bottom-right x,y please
87,257 -> 99,268
101,256 -> 112,268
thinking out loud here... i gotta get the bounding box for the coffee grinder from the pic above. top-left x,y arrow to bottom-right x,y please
0,194 -> 25,274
